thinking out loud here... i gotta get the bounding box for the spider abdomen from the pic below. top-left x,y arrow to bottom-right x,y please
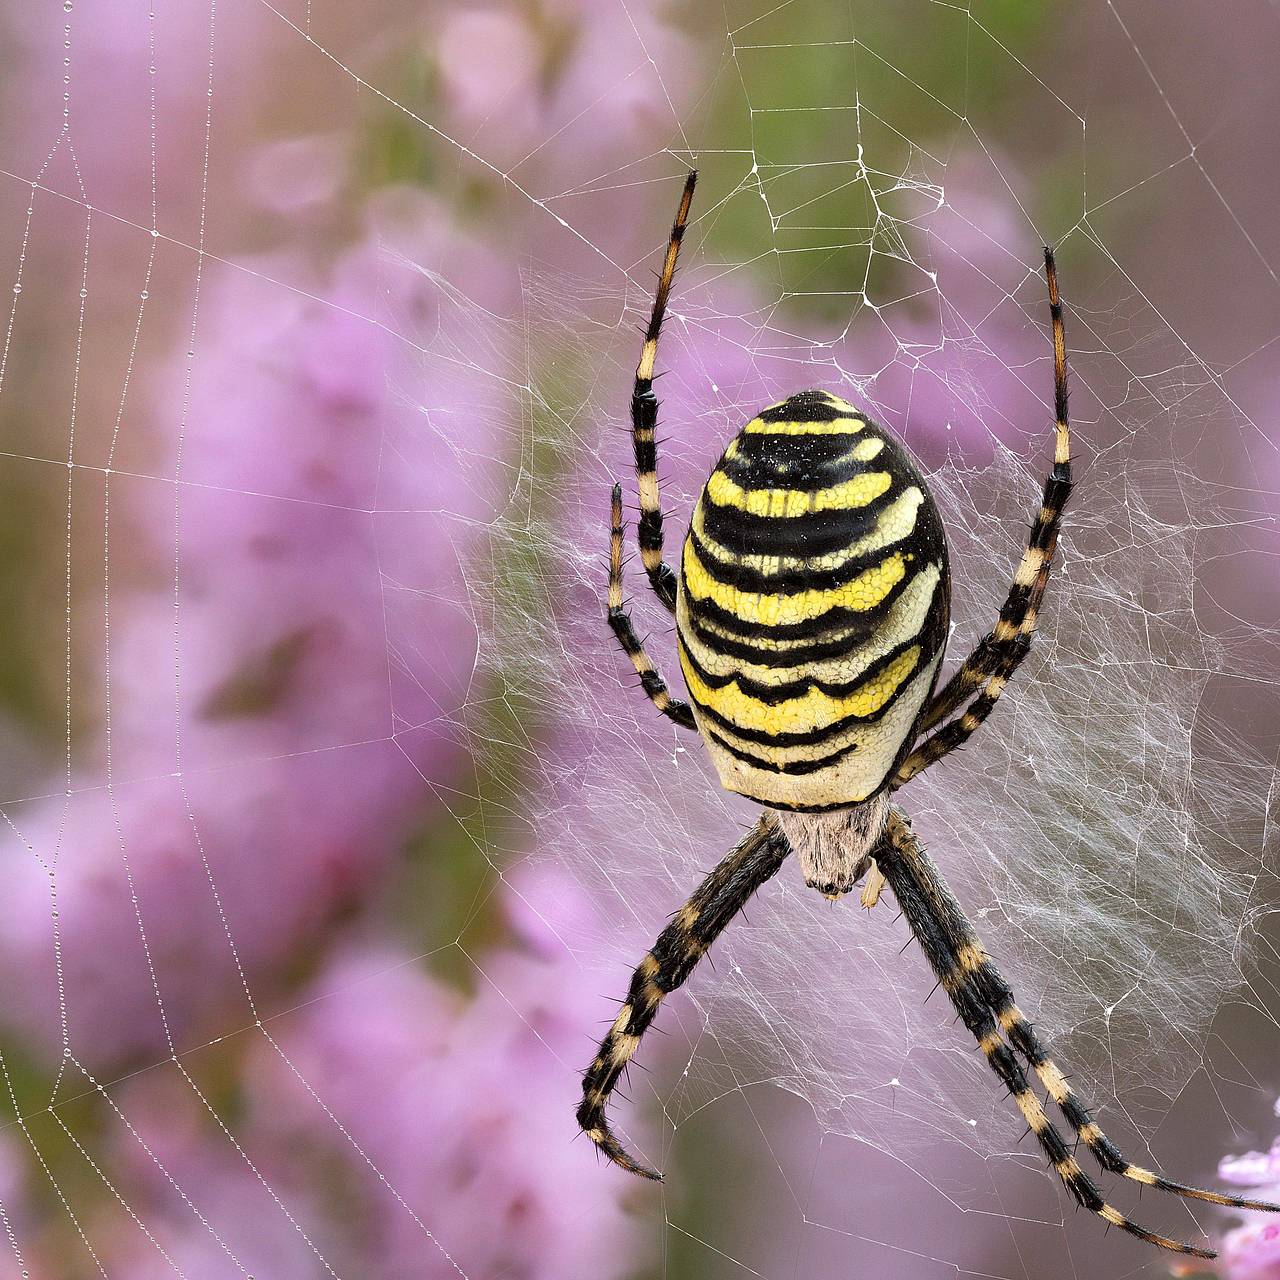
676,389 -> 950,810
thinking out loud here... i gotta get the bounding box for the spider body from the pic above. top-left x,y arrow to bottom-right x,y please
677,388 -> 949,814
578,170 -> 1279,1259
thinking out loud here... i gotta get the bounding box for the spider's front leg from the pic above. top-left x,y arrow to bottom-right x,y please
875,806 -> 1280,1259
577,814 -> 790,1178
628,169 -> 697,613
895,248 -> 1072,786
606,483 -> 695,730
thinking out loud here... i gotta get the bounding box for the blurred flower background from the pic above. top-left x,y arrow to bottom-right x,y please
0,2 -> 1278,1278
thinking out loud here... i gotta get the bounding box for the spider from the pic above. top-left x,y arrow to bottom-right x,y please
576,170 -> 1280,1258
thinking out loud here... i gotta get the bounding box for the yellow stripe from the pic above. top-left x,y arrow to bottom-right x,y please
1012,1089 -> 1048,1132
679,643 -> 920,736
637,337 -> 657,381
1037,1060 -> 1070,1104
1013,545 -> 1045,588
705,468 -> 892,516
680,559 -> 938,659
693,654 -> 942,799
744,419 -> 865,436
823,393 -> 860,414
692,486 -> 923,577
677,563 -> 940,692
682,541 -> 907,625
941,942 -> 986,991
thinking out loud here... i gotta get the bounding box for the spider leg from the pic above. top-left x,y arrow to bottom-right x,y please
895,248 -> 1072,786
874,806 -> 1266,1258
577,814 -> 790,1178
977,967 -> 1280,1213
893,632 -> 1032,787
608,483 -> 695,730
630,170 -> 697,615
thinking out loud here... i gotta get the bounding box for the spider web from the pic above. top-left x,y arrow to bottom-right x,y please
0,1 -> 1279,1278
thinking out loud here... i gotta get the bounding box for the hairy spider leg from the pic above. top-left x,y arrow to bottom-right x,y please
630,169 -> 698,614
576,815 -> 790,1178
974,955 -> 1280,1213
896,247 -> 1073,784
874,807 -> 1276,1259
607,483 -> 695,730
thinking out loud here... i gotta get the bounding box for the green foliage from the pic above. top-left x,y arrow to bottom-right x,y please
695,1 -> 1055,326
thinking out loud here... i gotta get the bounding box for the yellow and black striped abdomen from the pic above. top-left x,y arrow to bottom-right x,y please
676,389 -> 950,810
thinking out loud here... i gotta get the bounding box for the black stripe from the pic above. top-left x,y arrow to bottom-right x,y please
997,584 -> 1033,628
633,435 -> 657,473
632,383 -> 657,428
683,562 -> 918,643
679,621 -> 926,707
697,486 -> 902,559
716,450 -> 875,495
757,389 -> 851,423
686,519 -> 925,597
696,444 -> 934,560
681,572 -> 946,669
731,427 -> 870,465
683,611 -> 875,667
701,723 -> 861,775
637,509 -> 663,551
712,428 -> 912,496
1042,472 -> 1071,508
718,429 -> 879,493
1031,475 -> 1071,551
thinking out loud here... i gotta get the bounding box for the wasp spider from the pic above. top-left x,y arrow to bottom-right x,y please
577,171 -> 1279,1258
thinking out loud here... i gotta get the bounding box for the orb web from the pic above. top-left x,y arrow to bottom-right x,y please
0,1 -> 1278,1277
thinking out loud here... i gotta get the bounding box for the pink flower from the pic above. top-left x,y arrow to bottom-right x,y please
0,219 -> 510,1068
7,1 -> 263,225
1213,1102 -> 1280,1279
96,868 -> 648,1279
432,0 -> 699,187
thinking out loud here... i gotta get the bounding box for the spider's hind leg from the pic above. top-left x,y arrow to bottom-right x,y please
577,814 -> 790,1178
977,969 -> 1280,1213
875,806 -> 1276,1258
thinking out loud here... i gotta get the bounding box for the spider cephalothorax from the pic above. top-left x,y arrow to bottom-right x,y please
577,170 -> 1278,1259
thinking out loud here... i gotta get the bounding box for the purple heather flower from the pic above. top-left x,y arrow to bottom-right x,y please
5,1 -> 264,228
1211,1102 -> 1280,1280
95,866 -> 646,1279
0,216 -> 513,1069
247,134 -> 347,216
432,0 -> 699,183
